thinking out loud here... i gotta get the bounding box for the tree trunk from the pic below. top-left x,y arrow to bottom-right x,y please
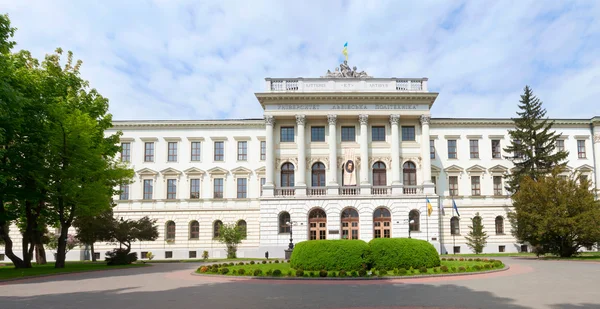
54,223 -> 70,268
35,243 -> 47,265
0,224 -> 26,268
91,243 -> 96,262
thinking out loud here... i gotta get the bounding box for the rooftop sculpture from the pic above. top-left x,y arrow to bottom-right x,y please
322,60 -> 371,78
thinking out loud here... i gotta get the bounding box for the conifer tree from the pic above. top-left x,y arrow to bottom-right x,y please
465,213 -> 488,254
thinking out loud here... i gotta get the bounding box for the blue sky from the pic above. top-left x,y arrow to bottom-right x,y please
2,0 -> 600,120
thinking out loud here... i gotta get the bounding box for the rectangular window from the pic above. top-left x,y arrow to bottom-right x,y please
119,184 -> 129,200
469,140 -> 479,159
260,141 -> 266,160
453,246 -> 461,254
341,126 -> 356,142
144,142 -> 154,162
167,179 -> 177,199
493,176 -> 503,196
260,177 -> 266,196
311,126 -> 325,142
167,142 -> 177,162
499,245 -> 505,253
401,126 -> 415,141
577,140 -> 586,158
190,179 -> 200,199
514,140 -> 522,158
191,142 -> 201,161
121,142 -> 131,162
471,176 -> 481,196
492,140 -> 501,158
214,141 -> 224,161
449,176 -> 458,196
430,140 -> 435,159
214,178 -> 223,198
93,252 -> 100,260
556,139 -> 565,152
141,252 -> 148,259
143,179 -> 153,200
189,251 -> 197,259
165,251 -> 173,259
372,126 -> 385,142
431,176 -> 437,194
280,127 -> 294,142
448,140 -> 457,159
0,253 -> 4,261
237,178 -> 247,198
521,245 -> 528,253
237,141 -> 247,161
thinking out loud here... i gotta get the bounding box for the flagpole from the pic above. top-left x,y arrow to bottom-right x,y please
426,195 -> 429,242
438,195 -> 443,254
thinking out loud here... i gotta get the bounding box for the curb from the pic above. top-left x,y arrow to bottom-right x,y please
0,264 -> 151,284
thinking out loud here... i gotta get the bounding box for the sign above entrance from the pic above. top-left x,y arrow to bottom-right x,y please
264,103 -> 429,111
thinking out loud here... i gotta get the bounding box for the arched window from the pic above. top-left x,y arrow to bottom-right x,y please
237,220 -> 247,239
166,221 -> 176,240
409,210 -> 420,232
213,220 -> 223,239
341,208 -> 359,239
403,161 -> 417,186
189,220 -> 199,239
495,216 -> 504,235
372,162 -> 387,186
311,162 -> 326,187
308,208 -> 327,240
281,163 -> 295,187
279,212 -> 291,233
450,217 -> 460,235
373,207 -> 391,238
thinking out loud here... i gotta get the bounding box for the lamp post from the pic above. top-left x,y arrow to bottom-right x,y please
284,221 -> 295,260
404,219 -> 415,238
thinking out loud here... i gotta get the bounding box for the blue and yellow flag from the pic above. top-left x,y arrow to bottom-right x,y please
426,198 -> 433,216
452,198 -> 460,217
342,42 -> 348,61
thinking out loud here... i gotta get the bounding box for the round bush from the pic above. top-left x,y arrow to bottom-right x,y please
493,261 -> 503,268
368,238 -> 440,270
295,269 -> 304,277
253,269 -> 262,276
319,270 -> 328,277
290,240 -> 370,271
272,269 -> 282,276
262,260 -> 267,264
440,265 -> 449,272
398,268 -> 407,275
484,264 -> 492,269
275,260 -> 279,264
441,257 -> 447,261
250,261 -> 255,265
238,268 -> 246,275
330,271 -> 337,277
229,262 -> 234,266
220,268 -> 229,275
451,266 -> 457,272
269,261 -> 273,263
198,266 -> 209,273
266,269 -> 273,276
473,265 -> 482,271
238,262 -> 244,265
339,270 -> 347,277
458,266 -> 466,272
418,266 -> 428,274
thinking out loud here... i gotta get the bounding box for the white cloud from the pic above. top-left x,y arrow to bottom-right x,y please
2,0 -> 599,120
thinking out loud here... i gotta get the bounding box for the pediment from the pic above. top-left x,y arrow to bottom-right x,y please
561,165 -> 574,173
466,164 -> 486,174
136,168 -> 158,176
443,165 -> 464,173
207,167 -> 229,175
184,167 -> 206,175
254,166 -> 266,175
575,164 -> 594,173
431,165 -> 442,175
488,164 -> 509,174
231,166 -> 252,175
160,167 -> 182,176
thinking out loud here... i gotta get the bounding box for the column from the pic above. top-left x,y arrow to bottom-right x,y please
295,115 -> 307,196
593,126 -> 600,198
263,115 -> 275,197
327,114 -> 339,195
359,114 -> 371,194
421,115 -> 434,194
390,114 -> 402,195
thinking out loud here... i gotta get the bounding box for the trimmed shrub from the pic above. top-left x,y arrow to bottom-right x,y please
262,260 -> 267,264
356,270 -> 364,277
106,249 -> 138,266
273,269 -> 282,276
458,266 -> 466,272
451,267 -> 457,272
229,262 -> 234,266
468,258 -> 473,261
368,238 -> 439,270
459,258 -> 465,261
433,267 -> 439,273
290,240 -> 370,271
440,265 -> 449,272
231,270 -> 237,275
484,264 -> 492,269
319,270 -> 328,277
253,269 -> 262,276
473,265 -> 482,271
198,266 -> 209,273
275,260 -> 280,264
266,269 -> 273,276
339,270 -> 347,277
250,261 -> 255,265
238,262 -> 244,265
398,268 -> 407,275
447,258 -> 454,261
238,268 -> 246,275
493,261 -> 503,268
287,270 -> 293,277
331,271 -> 337,277
269,261 -> 273,263
418,266 -> 428,274
210,265 -> 219,273
475,258 -> 481,262
220,268 -> 230,275
295,269 -> 304,277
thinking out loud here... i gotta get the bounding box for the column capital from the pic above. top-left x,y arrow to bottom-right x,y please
327,114 -> 337,125
295,114 -> 306,126
420,114 -> 431,125
389,114 -> 400,125
359,114 -> 369,125
594,133 -> 600,144
264,115 -> 275,126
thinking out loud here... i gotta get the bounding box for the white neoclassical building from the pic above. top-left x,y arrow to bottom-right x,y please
2,63 -> 600,262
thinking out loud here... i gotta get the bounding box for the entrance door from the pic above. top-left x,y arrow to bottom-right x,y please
341,208 -> 359,239
308,208 -> 327,240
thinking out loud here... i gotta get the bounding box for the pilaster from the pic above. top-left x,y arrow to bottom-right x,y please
295,115 -> 307,196
390,114 -> 403,195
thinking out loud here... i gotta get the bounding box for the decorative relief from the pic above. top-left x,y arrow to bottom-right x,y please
327,114 -> 337,125
358,114 -> 369,125
420,115 -> 431,125
295,114 -> 306,126
337,156 -> 361,168
369,157 -> 392,169
306,157 -> 330,169
594,133 -> 600,144
322,60 -> 371,78
389,114 -> 400,125
276,157 -> 298,169
264,115 -> 275,126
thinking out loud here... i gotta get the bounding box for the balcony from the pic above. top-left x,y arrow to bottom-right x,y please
339,187 -> 359,196
265,77 -> 429,93
307,187 -> 327,196
371,186 -> 391,195
271,185 -> 424,197
403,185 -> 423,195
275,187 -> 295,197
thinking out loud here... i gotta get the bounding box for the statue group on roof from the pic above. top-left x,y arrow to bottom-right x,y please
322,60 -> 371,78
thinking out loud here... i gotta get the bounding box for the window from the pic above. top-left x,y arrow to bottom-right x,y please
190,221 -> 199,239
341,126 -> 355,142
214,141 -> 224,161
556,139 -> 565,152
237,220 -> 247,239
449,176 -> 458,196
237,141 -> 247,161
168,142 -> 178,162
144,142 -> 154,162
311,126 -> 325,142
213,220 -> 222,238
495,216 -> 504,234
577,140 -> 586,158
341,208 -> 359,240
166,221 -> 175,240
121,142 -> 131,162
453,246 -> 461,254
308,209 -> 327,240
190,179 -> 200,199
0,253 -> 4,261
513,140 -> 522,158
281,163 -> 295,187
448,140 -> 457,159
119,184 -> 129,200
311,162 -> 326,187
141,252 -> 148,259
372,162 -> 387,186
450,217 -> 460,235
409,210 -> 420,231
430,140 -> 435,159
93,252 -> 100,260
237,178 -> 247,198
280,126 -> 294,142
189,251 -> 197,258
403,161 -> 417,194
372,126 -> 385,141
432,176 -> 437,194
493,176 -> 503,196
165,251 -> 173,259
214,178 -> 223,198
471,176 -> 481,196
469,140 -> 479,158
499,245 -> 505,253
401,126 -> 415,141
260,141 -> 266,160
143,179 -> 153,200
373,208 -> 391,238
492,140 -> 501,158
167,179 -> 177,199
279,212 -> 290,233
580,175 -> 588,183
191,142 -> 201,161
521,245 -> 528,253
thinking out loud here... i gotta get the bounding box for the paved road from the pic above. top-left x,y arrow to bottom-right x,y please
0,258 -> 599,309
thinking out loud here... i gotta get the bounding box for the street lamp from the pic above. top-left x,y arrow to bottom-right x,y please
404,219 -> 415,238
286,221 -> 295,250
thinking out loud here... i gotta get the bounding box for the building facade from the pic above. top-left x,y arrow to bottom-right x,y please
2,63 -> 600,262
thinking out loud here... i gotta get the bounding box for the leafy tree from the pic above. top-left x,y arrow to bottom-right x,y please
46,232 -> 80,254
73,209 -> 114,261
464,213 -> 488,254
109,216 -> 159,254
509,168 -> 600,257
216,223 -> 245,259
504,86 -> 568,193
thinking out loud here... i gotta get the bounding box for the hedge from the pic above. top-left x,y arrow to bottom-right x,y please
368,238 -> 440,270
290,239 -> 370,271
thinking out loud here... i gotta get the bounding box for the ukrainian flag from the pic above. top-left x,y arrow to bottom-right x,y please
342,42 -> 348,61
426,198 -> 433,216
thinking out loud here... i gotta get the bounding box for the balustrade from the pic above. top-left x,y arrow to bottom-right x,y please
371,186 -> 391,195
307,187 -> 327,196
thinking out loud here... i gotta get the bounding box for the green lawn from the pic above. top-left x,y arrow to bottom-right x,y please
0,262 -> 147,280
146,257 -> 267,263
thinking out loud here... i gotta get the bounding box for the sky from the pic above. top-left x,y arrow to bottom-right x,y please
2,0 -> 600,120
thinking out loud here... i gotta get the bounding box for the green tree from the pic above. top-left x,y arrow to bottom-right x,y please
109,216 -> 159,254
73,209 -> 115,261
464,213 -> 488,254
216,223 -> 245,259
509,168 -> 600,257
503,86 -> 568,193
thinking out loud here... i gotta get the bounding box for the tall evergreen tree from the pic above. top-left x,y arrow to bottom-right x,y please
465,213 -> 488,254
504,86 -> 568,193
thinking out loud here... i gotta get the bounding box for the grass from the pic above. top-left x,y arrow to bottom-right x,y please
452,251 -> 600,259
146,257 -> 267,263
196,259 -> 503,277
0,261 -> 147,281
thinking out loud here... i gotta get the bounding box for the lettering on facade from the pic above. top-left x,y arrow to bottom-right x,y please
368,83 -> 389,89
277,104 -> 320,110
375,104 -> 418,110
304,83 -> 327,88
272,104 -> 424,111
332,104 -> 368,110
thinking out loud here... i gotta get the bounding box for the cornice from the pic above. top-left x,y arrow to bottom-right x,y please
255,92 -> 439,109
431,118 -> 594,127
110,119 -> 264,130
